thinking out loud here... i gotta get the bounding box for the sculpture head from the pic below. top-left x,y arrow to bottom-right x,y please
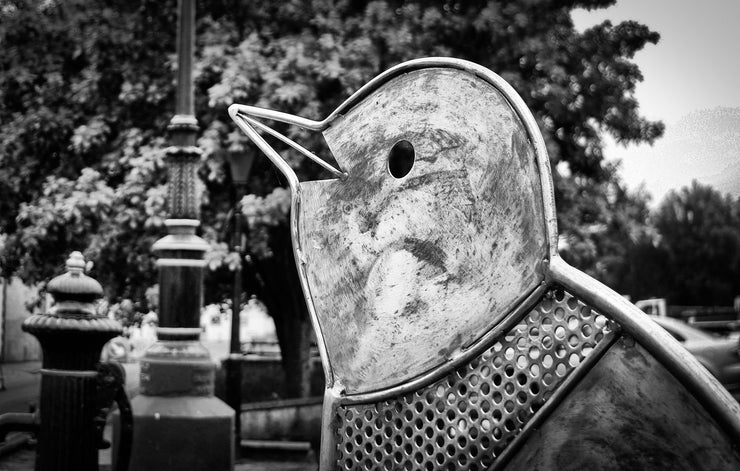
229,58 -> 557,395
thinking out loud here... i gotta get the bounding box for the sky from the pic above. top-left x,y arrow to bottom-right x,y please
571,0 -> 740,204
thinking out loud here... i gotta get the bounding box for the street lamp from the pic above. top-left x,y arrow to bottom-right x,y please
224,151 -> 254,452
126,1 -> 234,469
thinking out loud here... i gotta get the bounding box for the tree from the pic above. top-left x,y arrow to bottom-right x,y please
0,0 -> 176,306
557,162 -> 655,289
593,181 -> 740,307
1,0 -> 662,396
651,181 -> 740,305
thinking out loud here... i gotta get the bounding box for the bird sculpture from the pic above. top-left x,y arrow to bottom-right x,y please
230,58 -> 740,471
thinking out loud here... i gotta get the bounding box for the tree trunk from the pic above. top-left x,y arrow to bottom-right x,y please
246,224 -> 313,398
274,312 -> 312,398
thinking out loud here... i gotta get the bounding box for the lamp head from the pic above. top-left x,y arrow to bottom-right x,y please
225,153 -> 254,185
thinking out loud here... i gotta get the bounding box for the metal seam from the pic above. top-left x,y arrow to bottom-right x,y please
340,283 -> 547,405
489,327 -> 621,470
548,255 -> 740,445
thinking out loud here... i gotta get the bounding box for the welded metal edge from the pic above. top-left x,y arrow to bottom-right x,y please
547,255 -> 740,445
319,386 -> 342,471
489,327 -> 621,471
228,107 -> 301,194
228,57 -> 560,392
226,106 -> 336,386
463,261 -> 547,351
337,282 -> 548,405
294,196 -> 335,386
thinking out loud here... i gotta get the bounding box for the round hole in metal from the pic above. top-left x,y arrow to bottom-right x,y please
388,140 -> 415,178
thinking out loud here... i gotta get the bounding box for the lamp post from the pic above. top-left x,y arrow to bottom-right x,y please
224,152 -> 253,453
125,1 -> 234,469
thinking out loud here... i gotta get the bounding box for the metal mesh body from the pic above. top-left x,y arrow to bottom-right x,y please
333,290 -> 615,471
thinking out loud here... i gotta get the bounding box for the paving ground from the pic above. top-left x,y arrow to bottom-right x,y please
0,360 -> 42,413
0,446 -> 318,471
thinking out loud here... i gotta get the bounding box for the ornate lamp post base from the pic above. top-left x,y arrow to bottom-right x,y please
124,219 -> 234,470
125,396 -> 233,470
123,342 -> 233,470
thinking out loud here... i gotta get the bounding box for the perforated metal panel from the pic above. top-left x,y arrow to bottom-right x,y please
333,290 -> 617,471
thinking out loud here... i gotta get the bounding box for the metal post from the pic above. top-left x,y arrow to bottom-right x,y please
21,252 -> 128,471
225,183 -> 246,453
229,203 -> 244,356
125,0 -> 234,469
223,142 -> 254,455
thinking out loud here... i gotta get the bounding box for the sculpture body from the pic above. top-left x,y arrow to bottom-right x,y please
230,58 -> 740,470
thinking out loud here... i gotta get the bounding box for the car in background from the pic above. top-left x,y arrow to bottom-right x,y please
650,316 -> 740,396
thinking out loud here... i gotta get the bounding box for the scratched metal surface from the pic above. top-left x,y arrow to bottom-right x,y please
298,68 -> 548,394
505,339 -> 740,470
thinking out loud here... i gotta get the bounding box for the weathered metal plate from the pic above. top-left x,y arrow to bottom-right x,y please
298,68 -> 547,394
505,339 -> 740,470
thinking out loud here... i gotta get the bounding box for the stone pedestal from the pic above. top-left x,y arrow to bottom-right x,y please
124,341 -> 233,470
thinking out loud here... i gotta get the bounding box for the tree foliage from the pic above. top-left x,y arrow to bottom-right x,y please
1,0 -> 663,395
557,162 -> 654,288
608,182 -> 740,306
0,0 -> 176,304
652,182 -> 740,305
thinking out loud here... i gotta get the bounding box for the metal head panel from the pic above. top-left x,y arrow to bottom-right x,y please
300,67 -> 548,393
229,59 -> 556,395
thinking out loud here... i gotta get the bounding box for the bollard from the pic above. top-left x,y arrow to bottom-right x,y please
21,252 -> 133,471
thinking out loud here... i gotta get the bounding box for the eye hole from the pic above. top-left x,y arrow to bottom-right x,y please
387,140 -> 415,178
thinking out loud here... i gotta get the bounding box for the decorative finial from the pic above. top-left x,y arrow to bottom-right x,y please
46,251 -> 103,315
22,251 -> 120,336
66,251 -> 86,275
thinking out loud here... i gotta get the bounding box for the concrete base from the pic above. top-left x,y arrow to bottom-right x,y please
116,395 -> 234,471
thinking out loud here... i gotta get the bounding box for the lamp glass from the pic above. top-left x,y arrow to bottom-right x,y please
226,153 -> 254,184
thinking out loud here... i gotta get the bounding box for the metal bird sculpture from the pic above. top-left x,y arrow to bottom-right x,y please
230,58 -> 740,470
